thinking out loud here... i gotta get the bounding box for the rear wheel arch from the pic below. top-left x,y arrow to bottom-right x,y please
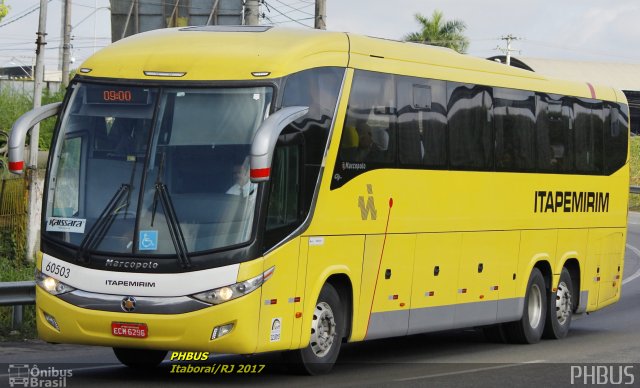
563,258 -> 581,311
325,273 -> 353,341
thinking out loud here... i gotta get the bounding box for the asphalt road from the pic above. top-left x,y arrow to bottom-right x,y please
1,215 -> 640,387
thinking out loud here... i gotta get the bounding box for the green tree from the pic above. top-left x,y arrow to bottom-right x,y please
0,0 -> 9,23
403,10 -> 469,54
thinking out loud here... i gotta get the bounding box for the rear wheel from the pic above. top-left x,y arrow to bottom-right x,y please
505,268 -> 547,344
113,348 -> 168,369
543,268 -> 574,339
285,283 -> 343,375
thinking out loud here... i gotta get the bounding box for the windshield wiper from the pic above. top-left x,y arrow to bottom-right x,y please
77,156 -> 139,263
77,184 -> 130,263
148,151 -> 191,269
153,182 -> 191,269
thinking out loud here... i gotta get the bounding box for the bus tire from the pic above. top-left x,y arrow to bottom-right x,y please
113,348 -> 168,369
543,268 -> 573,339
505,268 -> 547,344
285,283 -> 343,375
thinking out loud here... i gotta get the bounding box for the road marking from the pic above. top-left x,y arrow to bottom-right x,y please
394,360 -> 546,382
623,243 -> 640,285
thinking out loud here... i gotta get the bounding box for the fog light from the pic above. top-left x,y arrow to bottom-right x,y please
211,323 -> 234,340
43,311 -> 60,331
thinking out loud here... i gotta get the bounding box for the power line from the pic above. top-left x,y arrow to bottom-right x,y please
263,1 -> 313,28
0,1 -> 53,29
272,0 -> 314,17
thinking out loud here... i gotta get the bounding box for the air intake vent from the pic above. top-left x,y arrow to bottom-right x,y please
180,26 -> 272,33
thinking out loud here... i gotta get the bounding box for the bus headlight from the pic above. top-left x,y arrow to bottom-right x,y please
192,266 -> 274,305
35,269 -> 76,295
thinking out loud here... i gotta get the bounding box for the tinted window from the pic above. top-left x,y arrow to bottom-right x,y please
536,94 -> 574,172
282,67 -> 343,165
397,77 -> 447,167
604,103 -> 628,175
333,70 -> 396,188
264,140 -> 301,250
448,83 -> 493,170
573,99 -> 603,174
494,88 -> 536,171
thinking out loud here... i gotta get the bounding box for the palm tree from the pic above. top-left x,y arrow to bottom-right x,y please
0,1 -> 9,23
403,10 -> 469,54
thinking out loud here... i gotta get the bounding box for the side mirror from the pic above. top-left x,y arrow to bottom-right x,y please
250,106 -> 308,182
8,102 -> 62,174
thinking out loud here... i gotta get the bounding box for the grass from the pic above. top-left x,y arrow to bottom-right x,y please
0,252 -> 36,340
0,87 -> 64,150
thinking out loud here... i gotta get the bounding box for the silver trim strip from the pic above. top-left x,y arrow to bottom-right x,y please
58,290 -> 210,314
575,290 -> 589,313
369,298 -> 525,340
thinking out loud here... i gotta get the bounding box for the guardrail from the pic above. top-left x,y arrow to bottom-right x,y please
0,280 -> 35,331
1,186 -> 640,330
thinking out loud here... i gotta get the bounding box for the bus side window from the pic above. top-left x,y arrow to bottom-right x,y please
447,83 -> 493,170
332,70 -> 396,189
397,76 -> 447,168
52,135 -> 83,218
603,103 -> 628,175
574,99 -> 604,174
536,94 -> 574,173
264,135 -> 303,250
494,88 -> 535,171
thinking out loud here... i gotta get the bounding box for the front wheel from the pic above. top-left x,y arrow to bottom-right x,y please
113,348 -> 168,369
285,283 -> 343,375
505,268 -> 547,344
543,268 -> 574,339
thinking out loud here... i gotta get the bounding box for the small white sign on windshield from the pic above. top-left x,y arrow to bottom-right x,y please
46,217 -> 87,233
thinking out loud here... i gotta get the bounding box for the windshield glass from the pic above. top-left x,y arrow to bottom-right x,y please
45,83 -> 272,255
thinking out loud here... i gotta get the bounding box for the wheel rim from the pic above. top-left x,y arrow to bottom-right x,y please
528,283 -> 543,329
555,281 -> 572,326
309,301 -> 336,358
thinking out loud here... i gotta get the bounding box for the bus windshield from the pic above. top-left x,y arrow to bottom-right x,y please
45,83 -> 273,256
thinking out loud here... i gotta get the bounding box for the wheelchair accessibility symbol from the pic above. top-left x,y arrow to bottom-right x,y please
139,230 -> 158,251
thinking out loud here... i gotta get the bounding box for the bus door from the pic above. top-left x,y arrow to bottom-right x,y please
257,134 -> 306,351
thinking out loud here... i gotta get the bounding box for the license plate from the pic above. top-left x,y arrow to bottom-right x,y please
111,322 -> 148,338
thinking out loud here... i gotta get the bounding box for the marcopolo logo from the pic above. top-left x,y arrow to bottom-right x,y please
8,364 -> 72,387
105,259 -> 159,270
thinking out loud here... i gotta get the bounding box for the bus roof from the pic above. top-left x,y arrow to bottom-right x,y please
79,26 -> 620,102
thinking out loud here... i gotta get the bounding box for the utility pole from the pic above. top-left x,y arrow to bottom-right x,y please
314,0 -> 326,30
496,34 -> 520,66
61,0 -> 72,88
245,0 -> 259,25
27,0 -> 48,262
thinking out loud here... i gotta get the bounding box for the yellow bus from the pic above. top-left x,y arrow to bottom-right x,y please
9,26 -> 629,374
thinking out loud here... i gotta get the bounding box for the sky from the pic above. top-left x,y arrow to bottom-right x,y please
1,0 -> 640,73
